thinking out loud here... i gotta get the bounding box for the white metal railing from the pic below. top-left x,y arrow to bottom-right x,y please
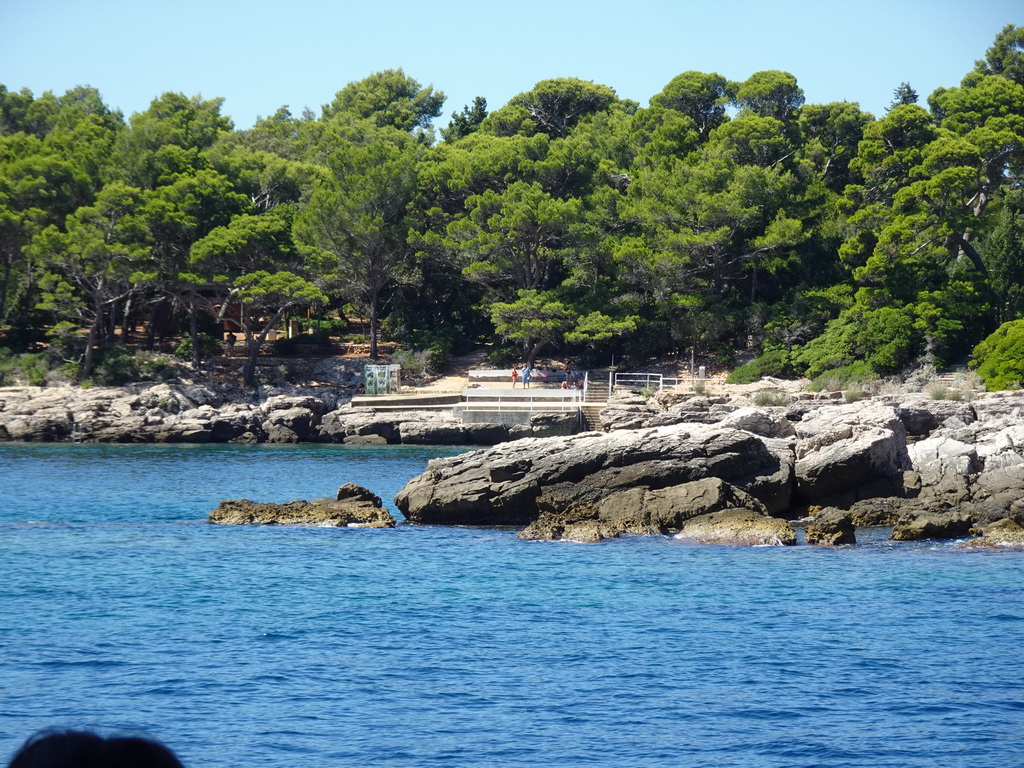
458,388 -> 582,412
613,372 -> 726,393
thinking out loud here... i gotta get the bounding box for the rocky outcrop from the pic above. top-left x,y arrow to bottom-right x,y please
319,407 -> 576,445
959,518 -> 1024,548
890,509 -> 977,542
792,401 -> 908,505
209,483 -> 396,527
674,509 -> 797,546
518,477 -> 770,542
892,394 -> 977,437
0,384 -> 574,446
395,423 -> 794,528
905,436 -> 979,503
804,507 -> 857,546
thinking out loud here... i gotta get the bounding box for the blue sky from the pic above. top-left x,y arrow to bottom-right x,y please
1,1 -> 1021,130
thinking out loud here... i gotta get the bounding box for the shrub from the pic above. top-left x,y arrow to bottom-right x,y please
305,317 -> 348,337
0,350 -> 49,387
809,361 -> 875,392
727,349 -> 795,384
843,388 -> 866,403
924,381 -> 964,401
137,352 -> 182,382
753,389 -> 787,407
173,333 -> 222,360
795,306 -> 919,379
92,343 -> 140,386
970,320 -> 1024,391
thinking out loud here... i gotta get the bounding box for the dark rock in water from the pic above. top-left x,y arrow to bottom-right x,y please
804,507 -> 856,546
209,483 -> 395,527
674,508 -> 797,546
518,477 -> 768,542
848,497 -> 906,527
890,509 -> 977,541
343,434 -> 388,445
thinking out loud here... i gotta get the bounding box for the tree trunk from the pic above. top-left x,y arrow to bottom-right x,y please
0,255 -> 12,321
952,234 -> 990,278
242,314 -> 259,387
525,339 -> 546,369
144,302 -> 159,351
120,296 -> 133,343
189,301 -> 201,370
369,304 -> 379,359
107,301 -> 117,343
82,310 -> 102,381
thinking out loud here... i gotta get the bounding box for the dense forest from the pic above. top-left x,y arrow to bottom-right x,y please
2,25 -> 1024,389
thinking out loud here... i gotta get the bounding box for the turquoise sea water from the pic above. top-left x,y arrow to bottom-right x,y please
1,443 -> 1023,768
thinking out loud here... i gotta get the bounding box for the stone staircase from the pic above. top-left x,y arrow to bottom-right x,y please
581,376 -> 610,431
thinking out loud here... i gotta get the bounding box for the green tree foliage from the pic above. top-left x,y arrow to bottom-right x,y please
5,25 -> 1024,388
323,69 -> 444,140
191,204 -> 325,384
113,92 -> 232,189
649,71 -> 731,140
975,24 -> 1024,85
441,97 -> 488,143
971,319 -> 1024,390
30,182 -> 152,380
732,71 -> 805,122
890,82 -> 919,109
294,124 -> 420,358
981,190 -> 1024,323
485,78 -> 618,138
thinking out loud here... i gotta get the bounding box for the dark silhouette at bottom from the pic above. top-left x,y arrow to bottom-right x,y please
6,730 -> 185,768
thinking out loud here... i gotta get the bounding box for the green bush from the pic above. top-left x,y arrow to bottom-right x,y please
795,307 -> 918,379
304,317 -> 348,337
843,388 -> 866,403
0,349 -> 49,386
271,336 -> 300,356
727,349 -> 795,384
137,352 -> 182,382
173,333 -> 222,360
753,389 -> 788,407
92,343 -> 140,386
970,320 -> 1024,391
809,361 -> 875,392
390,349 -> 434,378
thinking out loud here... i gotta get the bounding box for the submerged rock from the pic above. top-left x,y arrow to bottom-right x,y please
889,509 -> 977,542
209,483 -> 395,527
674,509 -> 797,546
959,518 -> 1024,548
804,507 -> 857,546
518,477 -> 769,542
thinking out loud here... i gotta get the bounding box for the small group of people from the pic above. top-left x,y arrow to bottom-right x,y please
510,365 -> 532,388
510,363 -> 580,389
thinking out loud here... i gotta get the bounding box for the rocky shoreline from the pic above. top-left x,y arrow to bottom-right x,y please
395,387 -> 1024,547
4,378 -> 1024,548
0,382 -> 575,445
